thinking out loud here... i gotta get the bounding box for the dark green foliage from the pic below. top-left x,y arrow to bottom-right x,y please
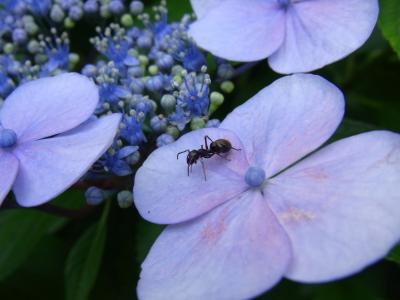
379,0 -> 400,58
65,201 -> 110,300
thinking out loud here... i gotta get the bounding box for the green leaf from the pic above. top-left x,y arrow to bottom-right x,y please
0,190 -> 85,282
379,0 -> 400,57
0,210 -> 61,281
386,245 -> 400,265
65,200 -> 110,300
135,218 -> 163,264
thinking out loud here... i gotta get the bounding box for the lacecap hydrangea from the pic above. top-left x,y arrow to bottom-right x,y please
0,0 -> 234,207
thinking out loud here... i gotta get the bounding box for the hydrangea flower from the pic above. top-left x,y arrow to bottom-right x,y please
189,0 -> 379,74
0,73 -> 121,207
133,74 -> 400,299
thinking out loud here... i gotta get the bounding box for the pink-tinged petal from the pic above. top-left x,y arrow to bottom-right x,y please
12,114 -> 121,207
0,73 -> 98,143
0,150 -> 18,205
220,74 -> 344,178
190,0 -> 224,18
269,0 -> 379,73
266,131 -> 400,282
134,128 -> 249,224
189,0 -> 285,62
138,191 -> 292,300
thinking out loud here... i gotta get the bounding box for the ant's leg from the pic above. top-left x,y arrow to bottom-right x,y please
187,164 -> 190,176
204,135 -> 214,150
231,146 -> 241,151
177,149 -> 190,160
200,158 -> 207,181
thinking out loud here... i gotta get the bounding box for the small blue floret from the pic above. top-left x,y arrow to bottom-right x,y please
245,166 -> 266,188
85,186 -> 105,206
0,128 -> 17,148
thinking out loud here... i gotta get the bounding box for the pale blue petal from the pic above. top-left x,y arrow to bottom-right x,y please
266,131 -> 400,282
134,127 -> 249,224
189,0 -> 285,62
12,114 -> 121,207
138,191 -> 292,300
269,0 -> 379,73
190,0 -> 225,18
220,74 -> 344,178
0,73 -> 99,143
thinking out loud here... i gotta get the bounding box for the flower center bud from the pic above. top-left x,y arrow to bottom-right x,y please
0,128 -> 17,148
245,166 -> 266,188
277,0 -> 291,9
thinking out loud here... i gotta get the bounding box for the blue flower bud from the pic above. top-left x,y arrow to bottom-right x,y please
128,78 -> 145,94
83,0 -> 99,14
130,1 -> 144,15
156,133 -> 175,147
12,28 -> 27,44
27,40 -> 40,54
50,4 -> 65,22
82,64 -> 97,77
150,115 -> 167,132
156,54 -> 174,70
127,66 -> 144,77
109,0 -> 124,14
245,166 -> 266,188
126,150 -> 140,165
24,21 -> 39,35
85,186 -> 105,205
127,27 -> 141,39
146,75 -> 164,92
137,34 -> 152,50
205,119 -> 221,128
0,128 -> 17,148
117,190 -> 133,208
69,5 -> 83,21
217,63 -> 235,79
160,94 -> 176,110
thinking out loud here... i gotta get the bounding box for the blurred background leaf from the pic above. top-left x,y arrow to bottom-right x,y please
387,245 -> 400,265
0,191 -> 83,282
65,200 -> 110,300
379,0 -> 400,58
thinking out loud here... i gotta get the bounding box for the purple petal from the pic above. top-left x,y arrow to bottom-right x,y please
138,191 -> 292,300
220,74 -> 344,178
134,128 -> 249,224
0,150 -> 18,205
269,0 -> 379,73
189,0 -> 285,61
12,114 -> 121,207
0,73 -> 99,143
190,0 -> 225,18
266,131 -> 400,282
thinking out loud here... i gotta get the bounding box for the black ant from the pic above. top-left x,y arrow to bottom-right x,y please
177,135 -> 240,180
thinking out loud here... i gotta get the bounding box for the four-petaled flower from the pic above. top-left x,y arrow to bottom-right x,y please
189,0 -> 379,74
133,74 -> 400,300
0,73 -> 121,206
